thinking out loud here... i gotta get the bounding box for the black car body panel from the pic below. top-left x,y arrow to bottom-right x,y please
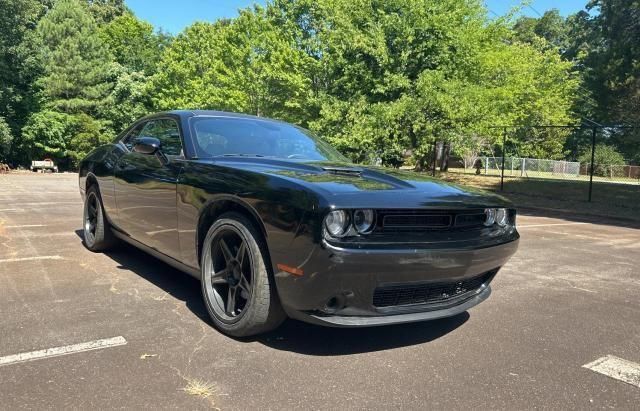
79,110 -> 519,327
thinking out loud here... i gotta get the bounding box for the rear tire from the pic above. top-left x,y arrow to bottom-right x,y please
83,185 -> 117,252
200,212 -> 285,337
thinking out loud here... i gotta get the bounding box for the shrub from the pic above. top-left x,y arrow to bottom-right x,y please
579,144 -> 625,177
0,117 -> 13,162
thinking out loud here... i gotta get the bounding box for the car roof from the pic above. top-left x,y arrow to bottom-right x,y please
163,110 -> 284,123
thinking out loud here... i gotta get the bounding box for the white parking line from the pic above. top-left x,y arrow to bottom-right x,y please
0,208 -> 18,212
583,355 -> 640,388
146,228 -> 176,236
10,232 -> 75,238
0,336 -> 127,367
11,202 -> 80,206
517,222 -> 589,228
5,224 -> 47,228
0,255 -> 63,263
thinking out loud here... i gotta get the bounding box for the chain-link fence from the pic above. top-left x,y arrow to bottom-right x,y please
474,156 -> 640,183
439,124 -> 639,215
477,157 -> 581,179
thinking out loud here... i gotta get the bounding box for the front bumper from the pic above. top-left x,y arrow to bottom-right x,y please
295,286 -> 491,327
274,236 -> 519,327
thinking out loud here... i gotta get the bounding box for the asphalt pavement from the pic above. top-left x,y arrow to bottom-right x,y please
0,172 -> 638,410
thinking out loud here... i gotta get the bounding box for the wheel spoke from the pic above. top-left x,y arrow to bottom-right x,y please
238,272 -> 251,298
205,227 -> 256,321
211,268 -> 229,284
226,287 -> 237,314
236,241 -> 246,266
219,238 -> 234,264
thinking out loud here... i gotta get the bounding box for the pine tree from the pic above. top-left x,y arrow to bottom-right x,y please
22,0 -> 114,165
0,0 -> 42,141
36,0 -> 112,115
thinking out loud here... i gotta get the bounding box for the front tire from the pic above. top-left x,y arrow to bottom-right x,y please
83,185 -> 117,252
200,212 -> 285,337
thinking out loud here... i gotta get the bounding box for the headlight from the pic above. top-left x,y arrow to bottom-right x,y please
495,208 -> 509,226
353,209 -> 375,234
484,208 -> 496,226
324,210 -> 349,237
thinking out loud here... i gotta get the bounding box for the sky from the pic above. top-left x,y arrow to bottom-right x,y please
125,0 -> 589,34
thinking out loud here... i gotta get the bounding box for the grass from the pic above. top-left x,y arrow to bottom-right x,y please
438,172 -> 640,222
182,379 -> 217,399
449,167 -> 640,184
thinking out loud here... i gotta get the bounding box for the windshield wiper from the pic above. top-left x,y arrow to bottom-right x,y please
217,153 -> 266,158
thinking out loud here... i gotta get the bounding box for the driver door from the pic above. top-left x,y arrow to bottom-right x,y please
114,118 -> 184,261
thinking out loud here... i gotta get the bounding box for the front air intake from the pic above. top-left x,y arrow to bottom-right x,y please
372,269 -> 497,308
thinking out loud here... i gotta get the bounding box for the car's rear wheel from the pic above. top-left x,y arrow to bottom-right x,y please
201,212 -> 285,337
83,185 -> 117,252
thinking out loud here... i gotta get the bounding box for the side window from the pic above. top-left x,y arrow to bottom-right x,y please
122,123 -> 145,150
139,119 -> 183,157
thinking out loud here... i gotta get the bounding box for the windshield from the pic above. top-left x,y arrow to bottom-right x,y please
190,116 -> 349,162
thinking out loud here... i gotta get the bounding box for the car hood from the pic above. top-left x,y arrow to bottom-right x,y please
206,158 -> 512,209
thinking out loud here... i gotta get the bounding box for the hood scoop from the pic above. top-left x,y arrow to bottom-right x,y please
321,166 -> 364,176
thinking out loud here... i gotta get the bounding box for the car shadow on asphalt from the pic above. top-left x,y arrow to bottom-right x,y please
76,230 -> 469,355
255,313 -> 469,356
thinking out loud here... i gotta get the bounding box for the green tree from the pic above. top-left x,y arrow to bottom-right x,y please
149,21 -> 230,111
586,0 -> 640,123
24,0 -> 114,165
0,116 -> 12,162
87,0 -> 127,24
579,144 -> 625,177
36,0 -> 112,115
281,0 -> 578,166
103,63 -> 152,133
0,0 -> 45,151
100,11 -> 171,74
21,110 -> 75,159
150,6 -> 312,124
514,9 -> 569,51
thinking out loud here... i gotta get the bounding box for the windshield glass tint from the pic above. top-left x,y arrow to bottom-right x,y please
191,117 -> 348,162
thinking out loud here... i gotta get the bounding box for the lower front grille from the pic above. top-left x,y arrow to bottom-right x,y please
376,209 -> 487,232
372,269 -> 497,308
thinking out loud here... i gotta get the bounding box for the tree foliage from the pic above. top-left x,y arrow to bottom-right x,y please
99,11 -> 171,74
86,0 -> 127,24
35,0 -> 112,115
579,144 -> 625,176
0,116 -> 13,162
0,0 -> 46,151
281,0 -> 578,165
514,2 -> 640,163
150,7 -> 311,124
0,0 -> 635,170
22,0 -> 115,164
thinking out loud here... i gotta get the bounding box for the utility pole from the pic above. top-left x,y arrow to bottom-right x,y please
432,142 -> 437,177
500,128 -> 507,191
588,127 -> 596,202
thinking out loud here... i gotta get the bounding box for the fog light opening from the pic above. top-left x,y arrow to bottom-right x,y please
324,295 -> 346,313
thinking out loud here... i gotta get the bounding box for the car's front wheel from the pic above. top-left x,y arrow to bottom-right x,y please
200,212 -> 285,337
83,185 -> 117,252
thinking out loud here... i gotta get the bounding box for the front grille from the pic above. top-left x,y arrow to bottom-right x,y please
383,214 -> 451,229
372,269 -> 497,308
377,209 -> 486,232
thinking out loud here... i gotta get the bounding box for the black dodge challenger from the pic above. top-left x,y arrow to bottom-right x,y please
79,110 -> 519,336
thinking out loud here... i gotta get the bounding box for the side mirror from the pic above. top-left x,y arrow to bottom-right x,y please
133,136 -> 161,155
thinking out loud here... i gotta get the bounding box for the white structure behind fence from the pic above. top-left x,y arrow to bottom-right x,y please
473,157 -> 640,183
479,157 -> 581,179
